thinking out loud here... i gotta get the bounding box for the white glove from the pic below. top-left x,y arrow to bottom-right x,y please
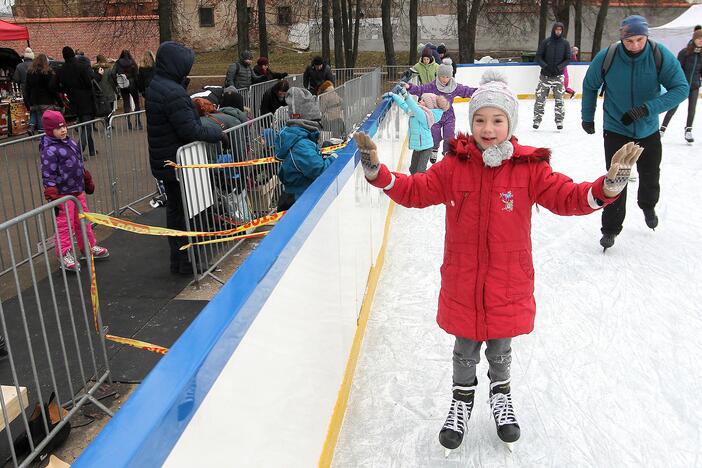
603,142 -> 644,198
353,132 -> 380,181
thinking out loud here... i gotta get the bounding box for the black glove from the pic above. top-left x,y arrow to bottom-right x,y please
582,121 -> 595,134
621,105 -> 648,126
220,132 -> 230,150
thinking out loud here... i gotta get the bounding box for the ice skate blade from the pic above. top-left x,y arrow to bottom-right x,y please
444,448 -> 452,458
505,442 -> 515,452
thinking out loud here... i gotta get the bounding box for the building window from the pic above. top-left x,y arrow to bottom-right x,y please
199,7 -> 215,27
277,6 -> 292,25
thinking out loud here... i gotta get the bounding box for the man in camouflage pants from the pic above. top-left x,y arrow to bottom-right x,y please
533,22 -> 571,130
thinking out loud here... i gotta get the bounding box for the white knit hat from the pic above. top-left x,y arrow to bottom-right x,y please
437,62 -> 453,78
23,47 -> 34,59
469,70 -> 519,139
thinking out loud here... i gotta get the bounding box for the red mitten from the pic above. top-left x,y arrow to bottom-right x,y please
84,170 -> 95,194
44,186 -> 61,201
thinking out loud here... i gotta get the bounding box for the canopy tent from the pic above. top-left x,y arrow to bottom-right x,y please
0,19 -> 29,42
649,5 -> 702,55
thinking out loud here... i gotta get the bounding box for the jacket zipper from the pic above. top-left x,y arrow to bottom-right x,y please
454,192 -> 468,223
630,59 -> 636,136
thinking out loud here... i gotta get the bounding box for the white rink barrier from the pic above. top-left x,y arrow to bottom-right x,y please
456,62 -> 591,97
74,95 -> 410,466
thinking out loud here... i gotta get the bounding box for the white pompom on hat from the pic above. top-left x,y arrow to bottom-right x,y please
468,70 -> 519,139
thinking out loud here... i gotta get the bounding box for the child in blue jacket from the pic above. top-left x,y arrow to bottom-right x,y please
385,88 -> 450,173
275,88 -> 337,206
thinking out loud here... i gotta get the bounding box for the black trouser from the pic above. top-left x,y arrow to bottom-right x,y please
120,88 -> 142,128
661,87 -> 699,129
601,130 -> 662,236
164,180 -> 188,266
78,114 -> 95,156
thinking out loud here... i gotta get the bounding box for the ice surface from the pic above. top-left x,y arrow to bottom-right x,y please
331,99 -> 702,467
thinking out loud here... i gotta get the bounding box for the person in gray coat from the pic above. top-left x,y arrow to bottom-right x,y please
224,50 -> 262,89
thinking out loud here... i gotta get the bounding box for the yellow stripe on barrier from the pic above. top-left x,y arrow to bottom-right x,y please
179,230 -> 269,250
164,157 -> 278,169
81,211 -> 285,238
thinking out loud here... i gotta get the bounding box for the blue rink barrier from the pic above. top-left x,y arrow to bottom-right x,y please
74,97 -> 397,467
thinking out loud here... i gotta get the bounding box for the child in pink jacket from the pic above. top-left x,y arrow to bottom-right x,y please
353,71 -> 641,452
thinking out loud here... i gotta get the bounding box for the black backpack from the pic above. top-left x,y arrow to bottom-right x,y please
599,39 -> 663,97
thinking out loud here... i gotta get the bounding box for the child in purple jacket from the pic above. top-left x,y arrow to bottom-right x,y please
40,110 -> 109,272
405,62 -> 476,162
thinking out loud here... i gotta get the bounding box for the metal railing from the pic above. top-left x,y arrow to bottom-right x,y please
248,74 -> 303,119
0,197 -> 111,467
175,113 -> 282,284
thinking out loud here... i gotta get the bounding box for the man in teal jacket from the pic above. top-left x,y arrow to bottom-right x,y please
582,15 -> 687,250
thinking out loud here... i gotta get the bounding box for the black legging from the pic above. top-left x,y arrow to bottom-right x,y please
662,87 -> 699,129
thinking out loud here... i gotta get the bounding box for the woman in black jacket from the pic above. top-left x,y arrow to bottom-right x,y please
259,80 -> 289,116
25,54 -> 58,133
115,49 -> 142,130
661,30 -> 702,142
253,57 -> 288,82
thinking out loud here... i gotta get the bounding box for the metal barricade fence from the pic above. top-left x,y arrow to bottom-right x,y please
333,67 -> 376,86
284,74 -> 304,89
341,69 -> 382,135
249,74 -> 303,119
175,113 -> 281,284
0,197 -> 111,467
318,83 -> 347,142
106,110 -> 155,215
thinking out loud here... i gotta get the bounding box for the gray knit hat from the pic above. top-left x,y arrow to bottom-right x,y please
286,87 -> 322,121
437,62 -> 453,78
469,70 -> 519,139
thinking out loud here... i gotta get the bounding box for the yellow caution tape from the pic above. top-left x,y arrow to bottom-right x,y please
105,334 -> 169,355
180,230 -> 269,250
81,211 -> 285,238
164,157 -> 278,169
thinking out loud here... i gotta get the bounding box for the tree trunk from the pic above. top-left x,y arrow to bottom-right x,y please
351,0 -> 362,67
381,0 -> 396,66
457,0 -> 469,63
332,0 -> 345,67
236,0 -> 249,53
538,0 -> 549,45
574,0 -> 582,52
409,0 -> 418,65
553,0 -> 570,37
257,0 -> 268,57
342,0 -> 353,67
466,0 -> 481,63
158,0 -> 172,43
322,0 -> 331,60
591,0 -> 610,59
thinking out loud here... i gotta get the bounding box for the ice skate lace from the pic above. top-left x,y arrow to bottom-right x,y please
443,398 -> 472,433
489,392 -> 517,426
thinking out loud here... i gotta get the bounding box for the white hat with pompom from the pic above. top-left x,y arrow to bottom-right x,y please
469,70 -> 519,139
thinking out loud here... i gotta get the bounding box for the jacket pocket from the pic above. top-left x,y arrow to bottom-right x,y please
507,249 -> 534,300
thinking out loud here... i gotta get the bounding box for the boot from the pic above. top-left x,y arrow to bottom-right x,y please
643,208 -> 658,230
600,233 -> 617,251
489,379 -> 520,444
439,380 -> 476,452
685,127 -> 694,143
659,125 -> 666,137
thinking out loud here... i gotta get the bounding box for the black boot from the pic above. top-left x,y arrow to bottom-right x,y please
600,233 -> 617,251
489,379 -> 520,444
643,208 -> 658,230
439,380 -> 476,451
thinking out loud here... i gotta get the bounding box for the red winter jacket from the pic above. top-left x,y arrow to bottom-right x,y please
369,135 -> 614,341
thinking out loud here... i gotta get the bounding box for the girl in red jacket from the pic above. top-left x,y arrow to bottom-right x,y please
353,71 -> 642,453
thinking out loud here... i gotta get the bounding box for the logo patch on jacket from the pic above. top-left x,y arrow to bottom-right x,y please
500,191 -> 514,212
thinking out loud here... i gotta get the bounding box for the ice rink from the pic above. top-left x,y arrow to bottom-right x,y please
331,98 -> 702,467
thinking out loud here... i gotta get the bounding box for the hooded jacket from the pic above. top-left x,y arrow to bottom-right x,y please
412,57 -> 440,85
388,92 -> 443,151
53,49 -> 95,116
146,41 -> 223,182
40,134 -> 85,194
582,41 -> 687,139
260,86 -> 287,116
677,46 -> 702,89
535,23 -> 571,77
115,57 -> 139,92
225,54 -> 262,89
303,63 -> 334,94
275,120 -> 335,199
367,135 -> 612,341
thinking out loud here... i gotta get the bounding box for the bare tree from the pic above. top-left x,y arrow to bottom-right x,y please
458,0 -> 481,63
322,0 -> 331,60
332,0 -> 345,67
236,0 -> 249,53
409,0 -> 418,65
158,0 -> 172,43
591,0 -> 610,59
573,0 -> 582,52
351,0 -> 362,67
552,0 -> 570,36
381,0 -> 396,65
257,0 -> 268,57
538,0 -> 549,44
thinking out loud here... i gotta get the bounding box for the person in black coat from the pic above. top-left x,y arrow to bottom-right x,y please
53,46 -> 97,155
533,22 -> 571,130
260,80 -> 289,116
114,49 -> 143,130
146,41 -> 223,274
253,57 -> 288,82
303,56 -> 334,95
661,29 -> 702,142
